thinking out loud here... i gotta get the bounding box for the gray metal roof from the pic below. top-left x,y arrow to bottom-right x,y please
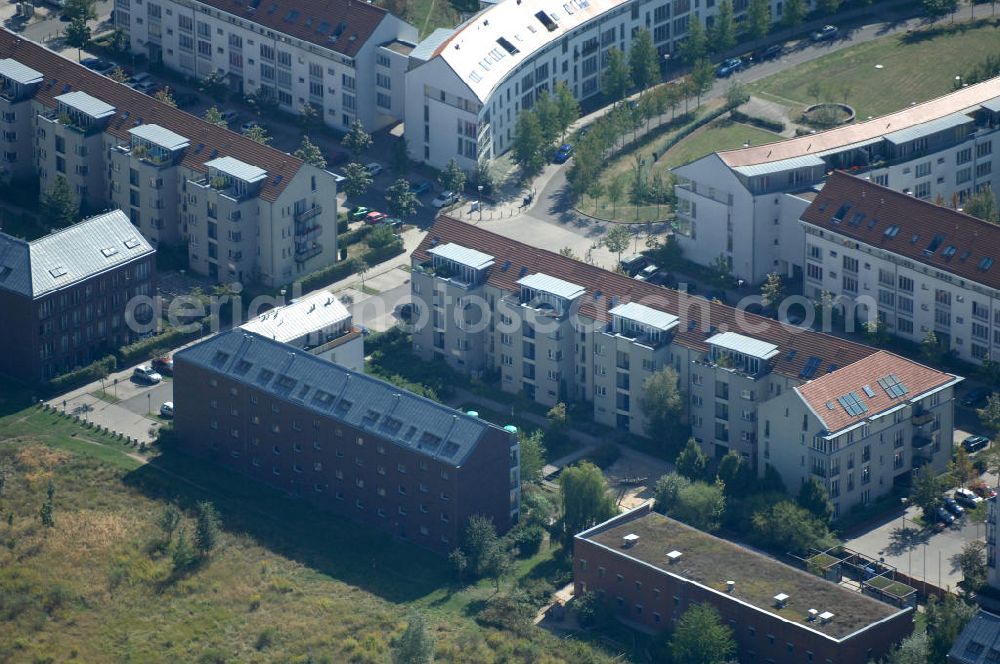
0,58 -> 42,85
55,90 -> 115,119
205,156 -> 267,183
732,154 -> 825,178
176,330 -> 506,466
948,610 -> 1000,664
884,110 -> 973,145
130,123 -> 190,151
706,331 -> 780,360
0,209 -> 154,298
609,302 -> 679,332
410,28 -> 454,62
517,273 -> 585,301
982,96 -> 1000,114
429,242 -> 495,270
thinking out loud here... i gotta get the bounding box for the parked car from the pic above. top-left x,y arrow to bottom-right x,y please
553,143 -> 574,164
935,506 -> 956,525
349,206 -> 372,221
955,488 -> 984,508
756,44 -> 783,61
81,57 -> 114,74
132,81 -> 159,95
971,481 -> 998,499
620,254 -> 647,277
151,356 -> 173,376
363,211 -> 388,225
961,387 -> 994,408
635,264 -> 660,282
647,270 -> 676,288
432,190 -> 460,208
381,217 -> 403,229
160,402 -> 174,418
811,25 -> 839,42
716,57 -> 744,77
174,92 -> 200,108
126,72 -> 153,87
364,163 -> 383,177
133,366 -> 162,384
963,434 -> 991,453
943,496 -> 965,518
409,180 -> 434,196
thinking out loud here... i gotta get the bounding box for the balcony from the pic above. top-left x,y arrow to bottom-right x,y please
294,204 -> 322,223
294,243 -> 322,262
911,410 -> 934,426
295,219 -> 323,243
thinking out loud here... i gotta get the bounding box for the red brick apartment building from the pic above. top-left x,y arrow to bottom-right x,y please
0,209 -> 155,382
574,506 -> 913,664
173,329 -> 520,553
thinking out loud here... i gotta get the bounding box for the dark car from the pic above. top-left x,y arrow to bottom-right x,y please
647,270 -> 677,288
81,58 -> 114,74
943,497 -> 965,518
553,144 -> 574,164
151,356 -> 174,376
716,57 -> 744,78
935,506 -> 956,525
410,180 -> 434,196
175,92 -> 200,108
963,435 -> 991,453
811,25 -> 839,42
756,44 -> 783,61
961,387 -> 994,408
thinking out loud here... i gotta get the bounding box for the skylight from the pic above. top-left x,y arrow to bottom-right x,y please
884,225 -> 900,238
497,37 -> 519,55
942,245 -> 957,258
800,356 -> 822,379
862,385 -> 876,398
980,257 -> 994,271
101,246 -> 119,258
838,391 -> 869,417
534,10 -> 557,31
831,203 -> 851,224
48,266 -> 67,278
877,374 -> 909,398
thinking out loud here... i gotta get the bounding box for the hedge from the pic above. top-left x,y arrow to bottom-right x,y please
730,109 -> 785,133
117,316 -> 213,366
49,355 -> 117,393
340,224 -> 372,247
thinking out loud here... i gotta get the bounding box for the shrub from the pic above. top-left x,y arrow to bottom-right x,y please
729,109 -> 785,133
475,590 -> 536,633
48,354 -> 117,393
506,524 -> 545,558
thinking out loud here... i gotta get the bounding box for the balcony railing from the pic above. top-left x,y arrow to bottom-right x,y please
294,243 -> 322,262
294,204 -> 322,223
911,411 -> 934,426
295,220 -> 323,243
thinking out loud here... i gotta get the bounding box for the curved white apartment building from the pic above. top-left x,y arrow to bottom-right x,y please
404,0 -> 793,171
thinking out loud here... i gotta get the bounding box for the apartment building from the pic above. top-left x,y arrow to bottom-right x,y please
801,171 -> 1000,366
758,351 -> 958,514
673,79 -> 1000,283
574,505 -> 914,664
0,209 -> 155,382
412,217 -> 960,515
405,0 -> 796,171
0,31 -> 339,287
239,288 -> 364,371
115,0 -> 417,132
173,329 -> 520,554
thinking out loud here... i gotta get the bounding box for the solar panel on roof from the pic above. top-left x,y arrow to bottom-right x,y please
800,356 -> 822,379
838,392 -> 869,417
877,374 -> 909,398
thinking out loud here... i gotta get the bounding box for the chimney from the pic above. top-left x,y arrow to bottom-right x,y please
773,593 -> 789,609
666,550 -> 682,564
726,580 -> 735,593
807,609 -> 818,621
622,533 -> 639,548
819,611 -> 834,625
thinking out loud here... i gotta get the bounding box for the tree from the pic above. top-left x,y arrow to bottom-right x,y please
863,318 -> 889,346
198,71 -> 228,102
672,481 -> 726,532
242,124 -> 271,145
782,0 -> 806,27
533,90 -> 560,148
447,548 -> 468,582
950,446 -> 976,488
108,27 -> 129,54
354,258 -> 370,290
817,0 -> 841,14
392,613 -> 435,664
342,119 -> 373,159
108,67 -> 128,84
601,47 -> 631,104
559,247 -> 579,260
920,330 -> 944,364
725,80 -> 748,109
922,0 -> 959,18
628,28 -> 660,94
63,0 -> 96,21
747,0 -> 771,40
653,472 -> 691,514
546,402 -> 568,433
462,515 -> 499,577
389,138 -> 411,175
640,367 -> 683,451
708,0 -> 736,54
385,178 -> 420,219
603,224 -> 631,263
39,480 -> 55,528
676,438 -> 708,481
910,465 -> 944,520
669,604 -> 736,664
980,393 -> 1000,431
439,158 -> 467,194
297,102 -> 320,131
554,81 -> 579,142
760,272 -> 784,310
512,111 -> 545,178
752,501 -> 835,554
690,58 -> 715,107
606,175 -> 625,216
204,106 -> 228,128
158,505 -> 181,541
797,477 -> 834,523
294,136 -> 327,169
482,545 -> 514,591
955,540 -> 987,593
40,175 -> 78,228
171,527 -> 197,571
964,188 -> 999,223
680,17 -> 707,64
716,450 -> 753,496
153,86 -> 177,107
366,225 -> 400,253
65,17 -> 91,61
519,430 -> 546,483
342,162 -> 373,200
884,631 -> 930,664
560,462 -> 616,541
193,500 -> 221,555
926,594 -> 977,663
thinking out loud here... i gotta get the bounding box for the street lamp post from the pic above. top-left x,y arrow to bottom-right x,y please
663,53 -> 671,81
478,185 -> 483,221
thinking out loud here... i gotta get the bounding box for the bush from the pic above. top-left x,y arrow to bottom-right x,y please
729,109 -> 785,133
339,224 -> 372,247
475,590 -> 536,633
118,322 -> 208,366
506,524 -> 545,558
48,354 -> 117,393
297,259 -> 357,293
584,442 -> 621,469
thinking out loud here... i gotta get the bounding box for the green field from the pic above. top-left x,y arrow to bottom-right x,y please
748,20 -> 1000,120
659,120 -> 783,170
0,398 -> 615,663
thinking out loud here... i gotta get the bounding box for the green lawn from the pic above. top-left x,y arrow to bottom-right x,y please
377,0 -> 460,39
748,20 -> 1000,120
659,119 -> 783,169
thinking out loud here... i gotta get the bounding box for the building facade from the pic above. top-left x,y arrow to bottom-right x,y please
173,329 -> 520,554
0,33 -> 340,287
405,0 -> 798,171
115,0 -> 417,133
673,80 -> 1000,283
801,171 -> 1000,367
574,505 -> 914,664
410,217 -> 960,516
0,209 -> 155,382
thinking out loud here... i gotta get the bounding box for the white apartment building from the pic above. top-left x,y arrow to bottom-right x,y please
404,0 -> 795,171
116,0 -> 417,132
410,217 -> 959,516
0,31 -> 340,287
673,79 -> 1000,284
240,288 -> 364,371
800,171 -> 1000,366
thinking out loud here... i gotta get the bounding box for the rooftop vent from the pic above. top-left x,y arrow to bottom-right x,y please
726,580 -> 735,593
807,609 -> 818,621
774,593 -> 789,608
819,611 -> 834,624
666,550 -> 682,564
622,533 -> 639,548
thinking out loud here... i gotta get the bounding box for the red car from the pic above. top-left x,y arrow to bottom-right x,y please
151,356 -> 174,376
364,211 -> 388,225
971,481 -> 998,499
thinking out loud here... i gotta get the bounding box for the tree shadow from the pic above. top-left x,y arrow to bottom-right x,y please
882,524 -> 932,556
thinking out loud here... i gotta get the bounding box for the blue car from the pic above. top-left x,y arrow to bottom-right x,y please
409,180 -> 433,196
553,144 -> 574,163
716,57 -> 743,78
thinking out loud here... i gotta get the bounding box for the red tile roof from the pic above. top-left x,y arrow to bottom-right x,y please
801,171 -> 1000,291
0,30 -> 302,202
416,216 -> 879,381
794,350 -> 956,433
195,0 -> 388,58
